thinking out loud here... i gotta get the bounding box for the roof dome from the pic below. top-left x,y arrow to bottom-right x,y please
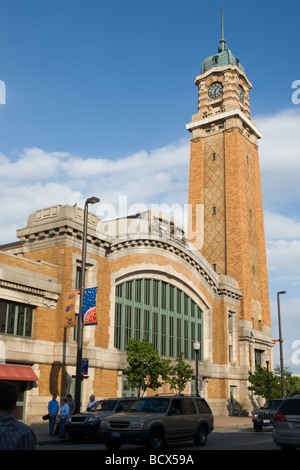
201,7 -> 244,74
201,46 -> 244,74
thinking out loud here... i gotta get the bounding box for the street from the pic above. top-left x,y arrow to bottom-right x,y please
36,428 -> 284,451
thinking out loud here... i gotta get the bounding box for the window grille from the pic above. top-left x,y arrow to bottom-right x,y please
114,278 -> 203,360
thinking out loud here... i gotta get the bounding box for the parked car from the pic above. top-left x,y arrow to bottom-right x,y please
272,396 -> 300,450
100,395 -> 214,451
65,398 -> 136,442
252,399 -> 283,431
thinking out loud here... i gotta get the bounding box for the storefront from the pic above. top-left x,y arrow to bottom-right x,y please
0,363 -> 38,421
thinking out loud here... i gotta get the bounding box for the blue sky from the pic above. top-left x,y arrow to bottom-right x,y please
0,0 -> 300,375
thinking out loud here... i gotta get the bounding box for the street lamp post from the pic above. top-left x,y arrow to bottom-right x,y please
277,291 -> 286,398
74,197 -> 100,413
193,341 -> 201,397
265,353 -> 270,400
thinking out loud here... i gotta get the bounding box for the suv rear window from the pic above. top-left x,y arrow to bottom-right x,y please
262,400 -> 282,410
278,399 -> 300,416
195,399 -> 211,414
181,398 -> 197,414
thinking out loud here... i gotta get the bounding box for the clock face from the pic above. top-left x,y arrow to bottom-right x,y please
208,82 -> 223,99
238,85 -> 244,103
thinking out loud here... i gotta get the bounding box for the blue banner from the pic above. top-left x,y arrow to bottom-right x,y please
82,287 -> 98,325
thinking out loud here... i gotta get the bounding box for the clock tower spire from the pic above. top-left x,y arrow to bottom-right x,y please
187,10 -> 271,344
218,4 -> 227,53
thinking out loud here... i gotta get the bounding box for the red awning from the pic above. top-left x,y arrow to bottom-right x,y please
0,364 -> 38,382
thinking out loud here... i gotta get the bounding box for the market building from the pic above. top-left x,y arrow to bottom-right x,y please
0,18 -> 273,424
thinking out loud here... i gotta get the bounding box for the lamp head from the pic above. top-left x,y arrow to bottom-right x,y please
265,354 -> 270,363
86,196 -> 100,205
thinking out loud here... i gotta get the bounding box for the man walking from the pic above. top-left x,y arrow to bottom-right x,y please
47,393 -> 59,436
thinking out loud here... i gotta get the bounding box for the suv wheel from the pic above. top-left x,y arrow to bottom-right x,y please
147,428 -> 164,452
194,424 -> 207,446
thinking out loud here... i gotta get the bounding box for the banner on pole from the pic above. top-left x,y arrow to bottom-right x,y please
81,358 -> 89,375
82,287 -> 98,325
63,290 -> 79,327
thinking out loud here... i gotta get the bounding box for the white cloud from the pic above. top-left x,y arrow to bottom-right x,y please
264,212 -> 300,285
265,213 -> 300,287
0,140 -> 190,244
270,296 -> 300,374
264,212 -> 300,240
0,148 -> 70,182
256,108 -> 300,170
267,240 -> 300,276
60,140 -> 189,179
256,108 -> 300,205
255,109 -> 300,288
0,182 -> 82,242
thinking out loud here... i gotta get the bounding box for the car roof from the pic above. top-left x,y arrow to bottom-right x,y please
94,397 -> 135,402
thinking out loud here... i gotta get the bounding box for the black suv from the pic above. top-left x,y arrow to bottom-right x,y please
100,395 -> 214,451
252,399 -> 283,432
66,398 -> 136,442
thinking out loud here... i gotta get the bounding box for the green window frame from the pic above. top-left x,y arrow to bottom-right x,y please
114,278 -> 203,360
0,299 -> 34,338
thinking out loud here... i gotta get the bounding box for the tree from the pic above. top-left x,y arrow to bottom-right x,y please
167,353 -> 194,395
248,365 -> 300,399
248,365 -> 279,399
278,367 -> 300,396
123,338 -> 170,397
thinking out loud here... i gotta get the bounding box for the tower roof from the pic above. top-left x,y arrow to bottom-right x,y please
201,6 -> 244,74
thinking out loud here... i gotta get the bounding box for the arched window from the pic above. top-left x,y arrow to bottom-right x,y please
114,278 -> 203,360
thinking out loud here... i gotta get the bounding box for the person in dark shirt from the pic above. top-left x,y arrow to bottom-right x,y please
66,394 -> 76,416
0,381 -> 37,450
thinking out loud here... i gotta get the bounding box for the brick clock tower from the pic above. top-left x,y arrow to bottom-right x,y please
187,10 -> 272,369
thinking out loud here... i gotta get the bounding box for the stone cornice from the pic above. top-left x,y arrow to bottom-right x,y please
194,64 -> 252,89
186,108 -> 262,139
0,279 -> 45,297
0,261 -> 61,306
107,236 -> 242,302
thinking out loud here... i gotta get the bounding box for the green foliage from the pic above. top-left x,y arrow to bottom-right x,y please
123,338 -> 170,398
276,366 -> 300,396
248,365 -> 300,399
124,339 -> 195,398
167,352 -> 194,395
248,365 -> 279,399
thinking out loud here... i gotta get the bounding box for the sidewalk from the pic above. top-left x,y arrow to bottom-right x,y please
213,415 -> 252,430
31,416 -> 253,445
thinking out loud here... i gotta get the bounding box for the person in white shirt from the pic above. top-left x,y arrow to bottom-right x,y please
58,398 -> 69,438
86,394 -> 96,410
